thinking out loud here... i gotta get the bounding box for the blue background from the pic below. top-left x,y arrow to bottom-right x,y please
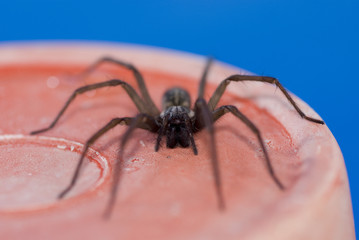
1,0 -> 358,234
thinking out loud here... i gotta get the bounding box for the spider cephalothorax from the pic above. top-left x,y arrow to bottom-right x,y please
31,56 -> 324,217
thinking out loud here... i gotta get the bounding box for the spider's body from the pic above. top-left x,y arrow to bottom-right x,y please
162,87 -> 192,110
31,56 -> 324,218
159,87 -> 196,152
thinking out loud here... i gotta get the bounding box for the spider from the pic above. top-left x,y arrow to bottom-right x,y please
31,56 -> 324,217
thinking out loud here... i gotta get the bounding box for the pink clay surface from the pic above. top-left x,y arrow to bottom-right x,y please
0,43 -> 354,240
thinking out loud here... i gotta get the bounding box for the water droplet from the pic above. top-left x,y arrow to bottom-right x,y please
46,76 -> 60,89
124,167 -> 139,173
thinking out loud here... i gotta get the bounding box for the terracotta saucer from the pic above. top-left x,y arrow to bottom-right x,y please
0,42 -> 354,240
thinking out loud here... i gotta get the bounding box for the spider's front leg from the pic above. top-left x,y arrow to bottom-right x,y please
104,114 -> 158,218
58,115 -> 158,199
29,74 -> 160,217
58,117 -> 132,199
57,113 -> 158,219
193,98 -> 225,210
213,105 -> 285,190
208,75 -> 324,125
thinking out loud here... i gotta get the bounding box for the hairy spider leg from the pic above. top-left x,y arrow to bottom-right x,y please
213,105 -> 285,190
183,113 -> 197,155
193,98 -> 225,210
30,79 -> 149,135
58,117 -> 131,199
197,57 -> 214,99
193,58 -> 225,209
57,115 -> 158,200
204,74 -> 324,191
208,75 -> 324,124
155,114 -> 170,152
103,114 -> 157,219
76,56 -> 160,116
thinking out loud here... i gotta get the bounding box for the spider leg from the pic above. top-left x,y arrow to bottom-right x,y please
194,98 -> 225,210
184,114 -> 198,155
103,113 -> 156,218
208,75 -> 324,124
31,79 -> 150,135
154,114 -> 169,152
197,57 -> 214,99
213,105 -> 285,190
76,56 -> 160,116
58,117 -> 134,199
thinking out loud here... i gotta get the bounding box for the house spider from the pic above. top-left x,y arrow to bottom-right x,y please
31,56 -> 324,217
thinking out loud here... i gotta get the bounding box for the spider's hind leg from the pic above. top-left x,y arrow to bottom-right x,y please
30,79 -> 148,135
76,56 -> 160,116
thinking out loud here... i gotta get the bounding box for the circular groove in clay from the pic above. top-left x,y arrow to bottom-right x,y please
0,134 -> 109,212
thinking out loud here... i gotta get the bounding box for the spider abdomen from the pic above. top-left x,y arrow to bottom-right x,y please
162,87 -> 191,110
